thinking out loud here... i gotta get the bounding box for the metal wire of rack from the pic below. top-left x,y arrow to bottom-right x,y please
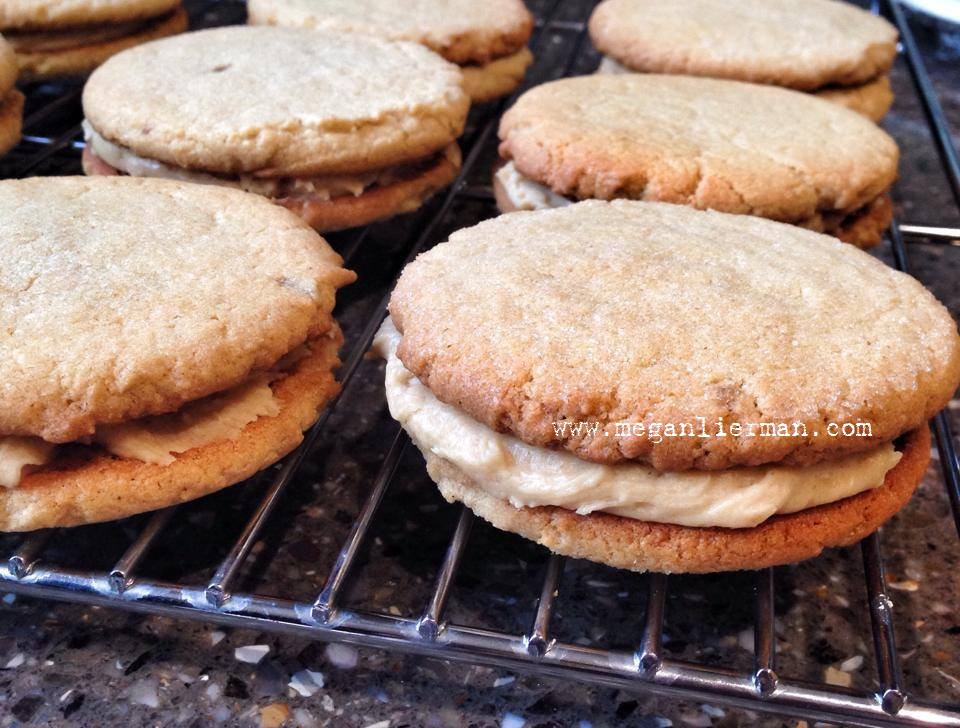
1,1 -> 959,726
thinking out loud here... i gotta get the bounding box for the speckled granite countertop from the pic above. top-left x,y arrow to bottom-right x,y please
2,3 -> 960,727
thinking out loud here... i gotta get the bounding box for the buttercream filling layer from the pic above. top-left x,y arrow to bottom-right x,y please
375,317 -> 901,530
83,122 -> 462,201
495,160 -> 883,236
0,341 -> 322,487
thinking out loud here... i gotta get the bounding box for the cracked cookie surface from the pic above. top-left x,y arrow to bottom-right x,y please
389,201 -> 960,471
0,176 -> 354,443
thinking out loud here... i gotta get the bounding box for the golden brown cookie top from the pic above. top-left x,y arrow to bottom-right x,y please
0,176 -> 355,443
589,0 -> 897,90
0,0 -> 180,30
82,26 -> 469,177
389,201 -> 960,471
247,0 -> 533,65
498,74 -> 898,222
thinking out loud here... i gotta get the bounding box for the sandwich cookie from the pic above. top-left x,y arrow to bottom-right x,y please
379,201 -> 960,573
0,177 -> 355,531
247,0 -> 534,103
589,0 -> 898,122
0,0 -> 186,81
0,35 -> 23,157
496,74 -> 899,248
81,26 -> 469,232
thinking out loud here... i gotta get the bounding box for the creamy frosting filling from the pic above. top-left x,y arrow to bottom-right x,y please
95,373 -> 280,465
496,160 -> 880,235
0,361 -> 293,485
83,121 -> 461,200
595,55 -> 633,75
495,160 -> 572,211
375,317 -> 902,529
0,438 -> 54,488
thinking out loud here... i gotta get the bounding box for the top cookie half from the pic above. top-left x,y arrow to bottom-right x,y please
498,74 -> 898,228
0,176 -> 355,443
247,0 -> 533,65
82,25 -> 469,177
589,0 -> 897,90
0,0 -> 181,30
389,201 -> 960,471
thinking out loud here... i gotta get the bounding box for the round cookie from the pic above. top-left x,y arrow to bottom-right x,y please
498,74 -> 898,245
815,74 -> 894,123
0,326 -> 343,531
0,89 -> 23,157
82,25 -> 469,177
13,7 -> 187,81
0,0 -> 180,30
247,0 -> 533,66
0,176 -> 355,444
389,201 -> 960,471
589,0 -> 897,91
430,427 -> 930,574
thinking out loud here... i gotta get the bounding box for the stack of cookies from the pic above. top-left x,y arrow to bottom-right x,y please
590,0 -> 898,122
0,177 -> 354,531
496,74 -> 898,248
0,35 -> 22,158
3,0 -> 957,585
81,26 -> 470,232
247,0 -> 534,102
0,0 -> 187,80
379,201 -> 960,573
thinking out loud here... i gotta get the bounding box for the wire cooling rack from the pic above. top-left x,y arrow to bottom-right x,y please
2,1 -> 959,725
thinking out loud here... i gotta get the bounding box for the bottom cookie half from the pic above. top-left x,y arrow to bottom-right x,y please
82,144 -> 460,233
493,172 -> 892,249
274,152 -> 460,232
425,426 -> 930,573
0,327 -> 343,532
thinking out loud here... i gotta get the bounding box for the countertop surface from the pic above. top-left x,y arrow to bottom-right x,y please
2,2 -> 960,727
